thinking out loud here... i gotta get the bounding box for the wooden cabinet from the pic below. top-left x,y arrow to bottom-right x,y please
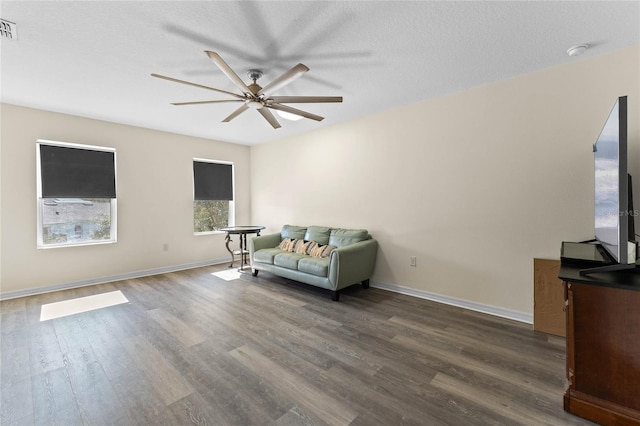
534,258 -> 565,336
560,266 -> 640,426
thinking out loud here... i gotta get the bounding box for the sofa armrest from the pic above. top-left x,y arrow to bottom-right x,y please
250,232 -> 282,257
329,239 -> 378,289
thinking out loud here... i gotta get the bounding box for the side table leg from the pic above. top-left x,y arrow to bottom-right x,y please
224,233 -> 234,268
242,233 -> 248,267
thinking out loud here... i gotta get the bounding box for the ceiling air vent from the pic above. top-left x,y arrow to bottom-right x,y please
0,19 -> 17,40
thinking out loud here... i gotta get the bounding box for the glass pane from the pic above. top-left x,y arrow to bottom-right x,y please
194,200 -> 229,232
42,198 -> 112,245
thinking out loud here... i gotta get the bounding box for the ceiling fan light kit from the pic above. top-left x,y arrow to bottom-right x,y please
152,51 -> 342,129
277,110 -> 304,121
567,44 -> 588,57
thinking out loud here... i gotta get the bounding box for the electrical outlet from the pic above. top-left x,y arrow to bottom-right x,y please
410,256 -> 417,267
163,243 -> 169,251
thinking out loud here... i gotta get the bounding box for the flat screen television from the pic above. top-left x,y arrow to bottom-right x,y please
582,95 -> 636,274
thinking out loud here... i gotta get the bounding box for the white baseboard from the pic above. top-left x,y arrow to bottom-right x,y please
370,280 -> 533,324
0,258 -> 228,301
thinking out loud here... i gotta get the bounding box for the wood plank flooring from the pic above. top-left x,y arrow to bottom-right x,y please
0,264 -> 594,425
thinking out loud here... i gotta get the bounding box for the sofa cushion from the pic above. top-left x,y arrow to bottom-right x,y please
282,239 -> 316,254
274,252 -> 307,270
295,240 -> 315,255
253,248 -> 282,265
281,224 -> 307,240
310,244 -> 336,258
329,228 -> 369,248
298,257 -> 330,277
304,226 -> 331,245
278,238 -> 296,252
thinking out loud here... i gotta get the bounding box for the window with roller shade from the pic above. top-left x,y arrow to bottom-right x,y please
36,140 -> 117,248
193,159 -> 234,233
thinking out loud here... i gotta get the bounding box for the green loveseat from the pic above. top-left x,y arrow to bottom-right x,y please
249,225 -> 378,301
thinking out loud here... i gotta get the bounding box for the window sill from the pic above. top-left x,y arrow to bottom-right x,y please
193,230 -> 226,236
37,239 -> 117,249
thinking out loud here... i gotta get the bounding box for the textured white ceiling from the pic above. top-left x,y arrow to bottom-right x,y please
1,1 -> 639,145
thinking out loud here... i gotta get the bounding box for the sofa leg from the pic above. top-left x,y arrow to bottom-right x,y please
361,279 -> 370,289
252,269 -> 259,277
330,290 -> 340,302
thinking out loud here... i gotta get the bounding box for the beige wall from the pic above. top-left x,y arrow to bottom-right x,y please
1,105 -> 251,295
250,46 -> 640,315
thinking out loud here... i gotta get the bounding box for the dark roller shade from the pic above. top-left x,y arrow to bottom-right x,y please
193,161 -> 233,201
40,144 -> 116,198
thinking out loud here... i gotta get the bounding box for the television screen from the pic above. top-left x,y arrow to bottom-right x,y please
594,96 -> 629,264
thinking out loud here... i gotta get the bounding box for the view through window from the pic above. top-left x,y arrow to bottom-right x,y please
41,198 -> 113,245
194,199 -> 231,232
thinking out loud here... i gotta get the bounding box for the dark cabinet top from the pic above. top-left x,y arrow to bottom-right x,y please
559,261 -> 640,290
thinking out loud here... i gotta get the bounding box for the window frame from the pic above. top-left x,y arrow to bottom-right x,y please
192,158 -> 235,235
36,139 -> 117,249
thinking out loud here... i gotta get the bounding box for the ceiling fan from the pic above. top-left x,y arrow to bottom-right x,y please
151,51 -> 343,129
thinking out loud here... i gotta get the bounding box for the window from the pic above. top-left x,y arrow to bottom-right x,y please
193,159 -> 234,233
37,140 -> 117,248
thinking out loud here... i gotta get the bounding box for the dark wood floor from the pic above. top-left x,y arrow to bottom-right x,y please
1,264 -> 594,425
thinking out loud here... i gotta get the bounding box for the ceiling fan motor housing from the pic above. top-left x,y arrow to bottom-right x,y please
246,100 -> 263,109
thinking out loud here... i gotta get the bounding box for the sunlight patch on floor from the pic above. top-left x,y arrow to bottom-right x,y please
211,269 -> 242,281
40,290 -> 129,321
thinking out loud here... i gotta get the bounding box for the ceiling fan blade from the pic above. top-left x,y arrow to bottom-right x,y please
268,96 -> 343,104
268,103 -> 324,122
258,63 -> 310,97
222,104 -> 249,122
171,99 -> 244,106
205,51 -> 252,95
151,73 -> 243,99
257,108 -> 281,129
